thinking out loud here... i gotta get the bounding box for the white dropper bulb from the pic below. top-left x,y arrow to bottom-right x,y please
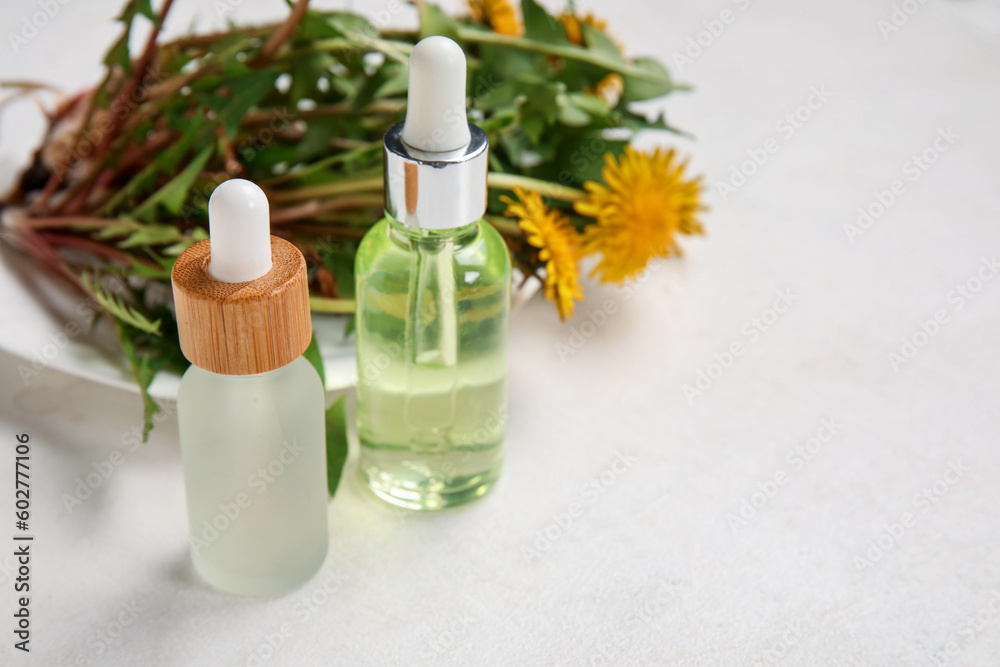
207,179 -> 273,283
401,36 -> 472,153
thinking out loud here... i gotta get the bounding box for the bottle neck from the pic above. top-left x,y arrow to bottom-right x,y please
383,122 -> 489,230
387,213 -> 480,249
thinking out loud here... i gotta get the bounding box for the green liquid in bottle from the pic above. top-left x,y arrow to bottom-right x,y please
355,214 -> 511,510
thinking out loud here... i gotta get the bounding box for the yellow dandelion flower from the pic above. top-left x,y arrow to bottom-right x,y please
558,11 -> 608,46
589,73 -> 624,106
560,11 -> 624,103
502,186 -> 583,321
574,146 -> 704,284
468,0 -> 522,37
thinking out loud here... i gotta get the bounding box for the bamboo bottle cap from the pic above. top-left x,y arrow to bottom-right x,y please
171,236 -> 311,375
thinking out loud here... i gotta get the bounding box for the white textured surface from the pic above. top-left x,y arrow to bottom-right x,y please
1,0 -> 1000,665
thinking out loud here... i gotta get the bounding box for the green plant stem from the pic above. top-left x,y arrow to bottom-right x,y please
262,153 -> 373,186
269,171 -> 583,209
309,296 -> 356,314
306,30 -> 675,86
456,28 -> 683,86
260,141 -> 381,186
268,174 -> 384,202
299,37 -> 412,63
306,31 -> 675,86
487,173 -> 586,202
241,100 -> 402,126
484,214 -> 521,237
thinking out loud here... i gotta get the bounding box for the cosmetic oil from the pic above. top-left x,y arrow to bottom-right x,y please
355,37 -> 511,510
172,179 -> 328,595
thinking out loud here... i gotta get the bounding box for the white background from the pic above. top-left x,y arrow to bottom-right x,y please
1,0 -> 1000,665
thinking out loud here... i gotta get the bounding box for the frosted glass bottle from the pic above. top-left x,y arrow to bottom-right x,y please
171,178 -> 328,596
355,215 -> 511,510
177,357 -> 328,595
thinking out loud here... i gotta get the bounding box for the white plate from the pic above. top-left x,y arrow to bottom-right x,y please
0,231 -> 538,400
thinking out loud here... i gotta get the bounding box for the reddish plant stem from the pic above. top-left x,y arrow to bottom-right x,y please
284,224 -> 369,239
28,89 -> 109,216
3,227 -> 87,292
252,0 -> 311,69
270,196 -> 383,225
12,216 -> 127,230
38,231 -> 160,269
166,25 -> 275,51
58,0 -> 176,215
69,128 -> 178,216
52,158 -> 109,216
95,0 -> 175,158
28,165 -> 67,217
217,124 -> 243,176
57,126 -> 174,216
30,0 -> 176,216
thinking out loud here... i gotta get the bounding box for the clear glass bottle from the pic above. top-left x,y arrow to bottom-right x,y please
355,214 -> 510,510
355,36 -> 511,510
177,357 -> 328,595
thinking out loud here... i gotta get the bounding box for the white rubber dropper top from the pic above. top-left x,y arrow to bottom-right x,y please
401,36 -> 471,153
207,179 -> 273,283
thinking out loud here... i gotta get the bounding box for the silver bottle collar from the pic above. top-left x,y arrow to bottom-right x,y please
383,122 -> 488,230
